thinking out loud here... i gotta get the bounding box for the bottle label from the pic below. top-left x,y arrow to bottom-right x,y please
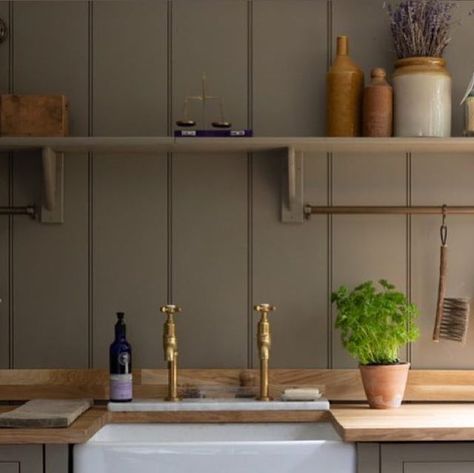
118,352 -> 130,370
110,374 -> 132,401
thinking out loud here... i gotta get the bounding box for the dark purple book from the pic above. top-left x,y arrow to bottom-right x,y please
174,129 -> 253,137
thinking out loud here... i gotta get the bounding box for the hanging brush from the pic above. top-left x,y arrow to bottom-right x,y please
437,298 -> 470,342
432,206 -> 471,343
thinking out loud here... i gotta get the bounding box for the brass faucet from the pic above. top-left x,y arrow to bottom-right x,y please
255,303 -> 276,401
160,304 -> 182,401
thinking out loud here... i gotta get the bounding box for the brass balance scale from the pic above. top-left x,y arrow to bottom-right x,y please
175,74 -> 252,137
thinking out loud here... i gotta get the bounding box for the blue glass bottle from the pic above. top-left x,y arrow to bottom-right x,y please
109,312 -> 132,402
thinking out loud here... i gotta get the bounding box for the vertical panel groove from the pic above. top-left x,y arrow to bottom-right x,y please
42,444 -> 46,473
167,153 -> 173,303
247,154 -> 253,368
378,443 -> 382,472
88,152 -> 93,368
7,0 -> 13,90
326,0 -> 333,369
167,0 -> 173,137
7,158 -> 13,368
88,1 -> 93,137
167,0 -> 173,303
327,153 -> 333,368
327,0 -> 333,71
8,0 -> 14,368
406,152 -> 412,363
246,0 -> 254,369
87,1 -> 94,368
247,0 -> 253,132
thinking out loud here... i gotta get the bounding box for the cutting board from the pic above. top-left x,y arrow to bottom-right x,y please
0,399 -> 92,428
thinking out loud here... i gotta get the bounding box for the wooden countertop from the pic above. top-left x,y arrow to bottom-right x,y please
0,406 -> 330,444
331,404 -> 474,442
0,407 -> 107,444
5,403 -> 474,444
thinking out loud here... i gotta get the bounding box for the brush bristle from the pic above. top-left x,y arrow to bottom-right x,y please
439,298 -> 470,343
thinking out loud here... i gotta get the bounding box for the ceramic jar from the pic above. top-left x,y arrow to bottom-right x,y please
393,57 -> 451,137
464,95 -> 474,136
326,35 -> 364,137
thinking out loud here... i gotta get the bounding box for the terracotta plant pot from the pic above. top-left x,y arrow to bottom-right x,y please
359,362 -> 410,409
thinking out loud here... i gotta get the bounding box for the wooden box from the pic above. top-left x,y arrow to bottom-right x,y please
0,94 -> 69,136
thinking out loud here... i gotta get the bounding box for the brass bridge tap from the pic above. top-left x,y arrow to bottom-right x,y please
255,303 -> 276,401
160,304 -> 182,401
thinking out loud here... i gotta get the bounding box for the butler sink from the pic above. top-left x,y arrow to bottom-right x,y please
107,397 -> 330,411
74,423 -> 356,473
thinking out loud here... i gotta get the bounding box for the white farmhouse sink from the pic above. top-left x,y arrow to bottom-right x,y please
108,398 -> 330,411
74,423 -> 356,473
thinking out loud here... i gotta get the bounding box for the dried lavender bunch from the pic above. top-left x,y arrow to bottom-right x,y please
385,0 -> 456,58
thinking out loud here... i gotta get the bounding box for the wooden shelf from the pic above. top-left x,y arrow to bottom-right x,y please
3,136 -> 474,224
146,136 -> 474,154
1,136 -> 474,155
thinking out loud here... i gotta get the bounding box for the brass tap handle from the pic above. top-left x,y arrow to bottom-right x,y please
160,305 -> 182,316
160,305 -> 182,363
254,304 -> 276,315
254,304 -> 275,361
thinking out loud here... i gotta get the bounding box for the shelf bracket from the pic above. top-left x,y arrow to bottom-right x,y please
281,147 -> 304,223
40,147 -> 64,224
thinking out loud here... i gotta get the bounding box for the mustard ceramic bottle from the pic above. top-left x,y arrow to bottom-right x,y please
326,36 -> 364,137
362,68 -> 393,137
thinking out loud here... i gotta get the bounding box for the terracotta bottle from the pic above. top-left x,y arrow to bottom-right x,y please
363,68 -> 393,137
326,36 -> 364,137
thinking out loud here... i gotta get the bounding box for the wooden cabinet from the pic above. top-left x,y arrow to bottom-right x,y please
0,445 -> 68,473
400,464 -> 474,473
382,443 -> 474,473
358,443 -> 474,473
0,446 -> 42,473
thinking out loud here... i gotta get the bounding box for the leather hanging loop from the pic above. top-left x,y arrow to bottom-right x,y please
440,204 -> 448,246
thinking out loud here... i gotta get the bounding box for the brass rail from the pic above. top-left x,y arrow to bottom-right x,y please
0,206 -> 35,217
304,205 -> 474,217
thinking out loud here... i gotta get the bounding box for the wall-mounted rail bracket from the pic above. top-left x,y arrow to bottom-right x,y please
40,147 -> 64,224
281,147 -> 304,223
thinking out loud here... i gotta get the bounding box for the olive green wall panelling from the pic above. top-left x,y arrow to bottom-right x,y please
253,0 -> 327,137
4,0 -> 474,371
331,154 -> 407,368
252,152 -> 328,368
12,2 -> 89,368
0,1 -> 10,368
92,1 -> 168,368
411,154 -> 474,368
332,0 -> 395,77
332,0 -> 406,368
172,0 -> 248,368
252,1 -> 329,368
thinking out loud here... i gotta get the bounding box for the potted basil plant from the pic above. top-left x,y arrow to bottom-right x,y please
332,280 -> 420,409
